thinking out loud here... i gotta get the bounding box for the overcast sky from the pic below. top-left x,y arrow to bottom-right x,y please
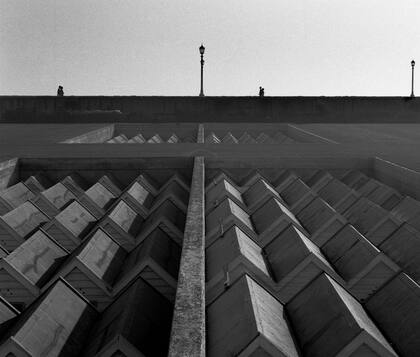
1,1 -> 420,96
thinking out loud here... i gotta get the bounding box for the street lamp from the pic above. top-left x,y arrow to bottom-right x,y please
199,44 -> 205,97
411,60 -> 415,98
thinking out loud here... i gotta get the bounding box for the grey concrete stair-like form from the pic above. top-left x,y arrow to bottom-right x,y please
390,196 -> 420,232
242,177 -> 283,213
114,227 -> 181,302
119,180 -> 155,217
356,177 -> 403,211
84,277 -> 173,357
221,132 -> 239,144
0,278 -> 98,357
252,197 -> 306,246
286,273 -> 397,357
205,175 -> 245,214
322,224 -> 400,301
0,295 -> 19,336
42,201 -> 97,252
151,175 -> 190,213
0,202 -> 49,251
206,197 -> 256,247
274,131 -> 295,143
0,230 -> 67,309
77,181 -> 117,219
274,170 -> 300,194
61,173 -> 90,197
49,228 -> 126,310
205,225 -> 273,305
207,275 -> 300,357
136,200 -> 186,246
341,170 -> 371,191
99,200 -> 144,251
147,133 -> 164,143
256,132 -> 276,144
167,133 -> 180,143
98,174 -> 123,197
305,170 -> 334,192
0,182 -> 36,214
364,273 -> 420,357
265,224 -> 341,303
343,197 -> 402,245
238,132 -> 257,144
378,222 -> 420,283
107,134 -> 129,143
30,181 -> 76,218
205,132 -> 221,144
127,133 -> 146,143
278,177 -> 318,214
296,197 -> 347,247
23,174 -> 52,194
311,176 -> 361,214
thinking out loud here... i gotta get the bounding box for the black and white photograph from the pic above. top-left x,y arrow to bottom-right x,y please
0,1 -> 419,356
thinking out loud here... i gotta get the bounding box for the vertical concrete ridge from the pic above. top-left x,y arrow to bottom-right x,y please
198,124 -> 205,143
168,155 -> 205,357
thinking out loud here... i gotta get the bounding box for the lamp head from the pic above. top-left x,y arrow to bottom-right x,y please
412,60 -> 416,67
199,44 -> 205,55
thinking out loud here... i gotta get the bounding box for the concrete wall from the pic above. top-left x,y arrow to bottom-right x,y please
2,96 -> 420,123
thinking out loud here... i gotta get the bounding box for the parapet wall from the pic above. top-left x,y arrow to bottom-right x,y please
1,96 -> 420,123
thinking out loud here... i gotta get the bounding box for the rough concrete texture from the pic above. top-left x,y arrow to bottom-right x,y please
168,156 -> 205,357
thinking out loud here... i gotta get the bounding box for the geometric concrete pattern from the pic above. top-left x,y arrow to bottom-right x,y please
0,96 -> 420,356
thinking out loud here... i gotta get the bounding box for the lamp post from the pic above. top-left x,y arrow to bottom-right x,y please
199,44 -> 205,97
411,60 -> 415,98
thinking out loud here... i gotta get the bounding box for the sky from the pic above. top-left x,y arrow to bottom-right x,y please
1,0 -> 420,96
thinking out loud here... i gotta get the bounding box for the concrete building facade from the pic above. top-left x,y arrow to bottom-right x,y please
0,96 -> 418,356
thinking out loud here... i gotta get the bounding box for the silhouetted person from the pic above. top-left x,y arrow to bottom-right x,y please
57,86 -> 64,97
259,86 -> 264,97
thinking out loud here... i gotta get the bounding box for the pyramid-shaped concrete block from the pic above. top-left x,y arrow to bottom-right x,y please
279,178 -> 318,214
274,171 -> 300,195
43,201 -> 97,252
151,177 -> 189,213
114,227 -> 181,302
167,133 -> 179,143
206,225 -> 272,305
242,177 -> 282,212
24,174 -> 52,194
322,224 -> 400,300
391,196 -> 420,232
136,200 -> 186,246
341,170 -> 370,190
84,277 -> 173,357
0,182 -> 35,211
287,273 -> 397,357
306,170 -> 334,191
316,178 -> 360,214
50,228 -> 126,310
98,175 -> 123,196
0,201 -> 49,251
344,197 -> 402,242
265,224 -> 340,302
0,278 -> 98,357
84,181 -> 116,210
120,181 -> 155,217
0,230 -> 67,309
61,173 -> 89,197
365,273 -> 420,356
100,200 -> 144,251
297,197 -> 347,247
206,197 -> 256,246
252,197 -> 306,246
206,177 -> 245,214
379,222 -> 420,283
207,275 -> 299,357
